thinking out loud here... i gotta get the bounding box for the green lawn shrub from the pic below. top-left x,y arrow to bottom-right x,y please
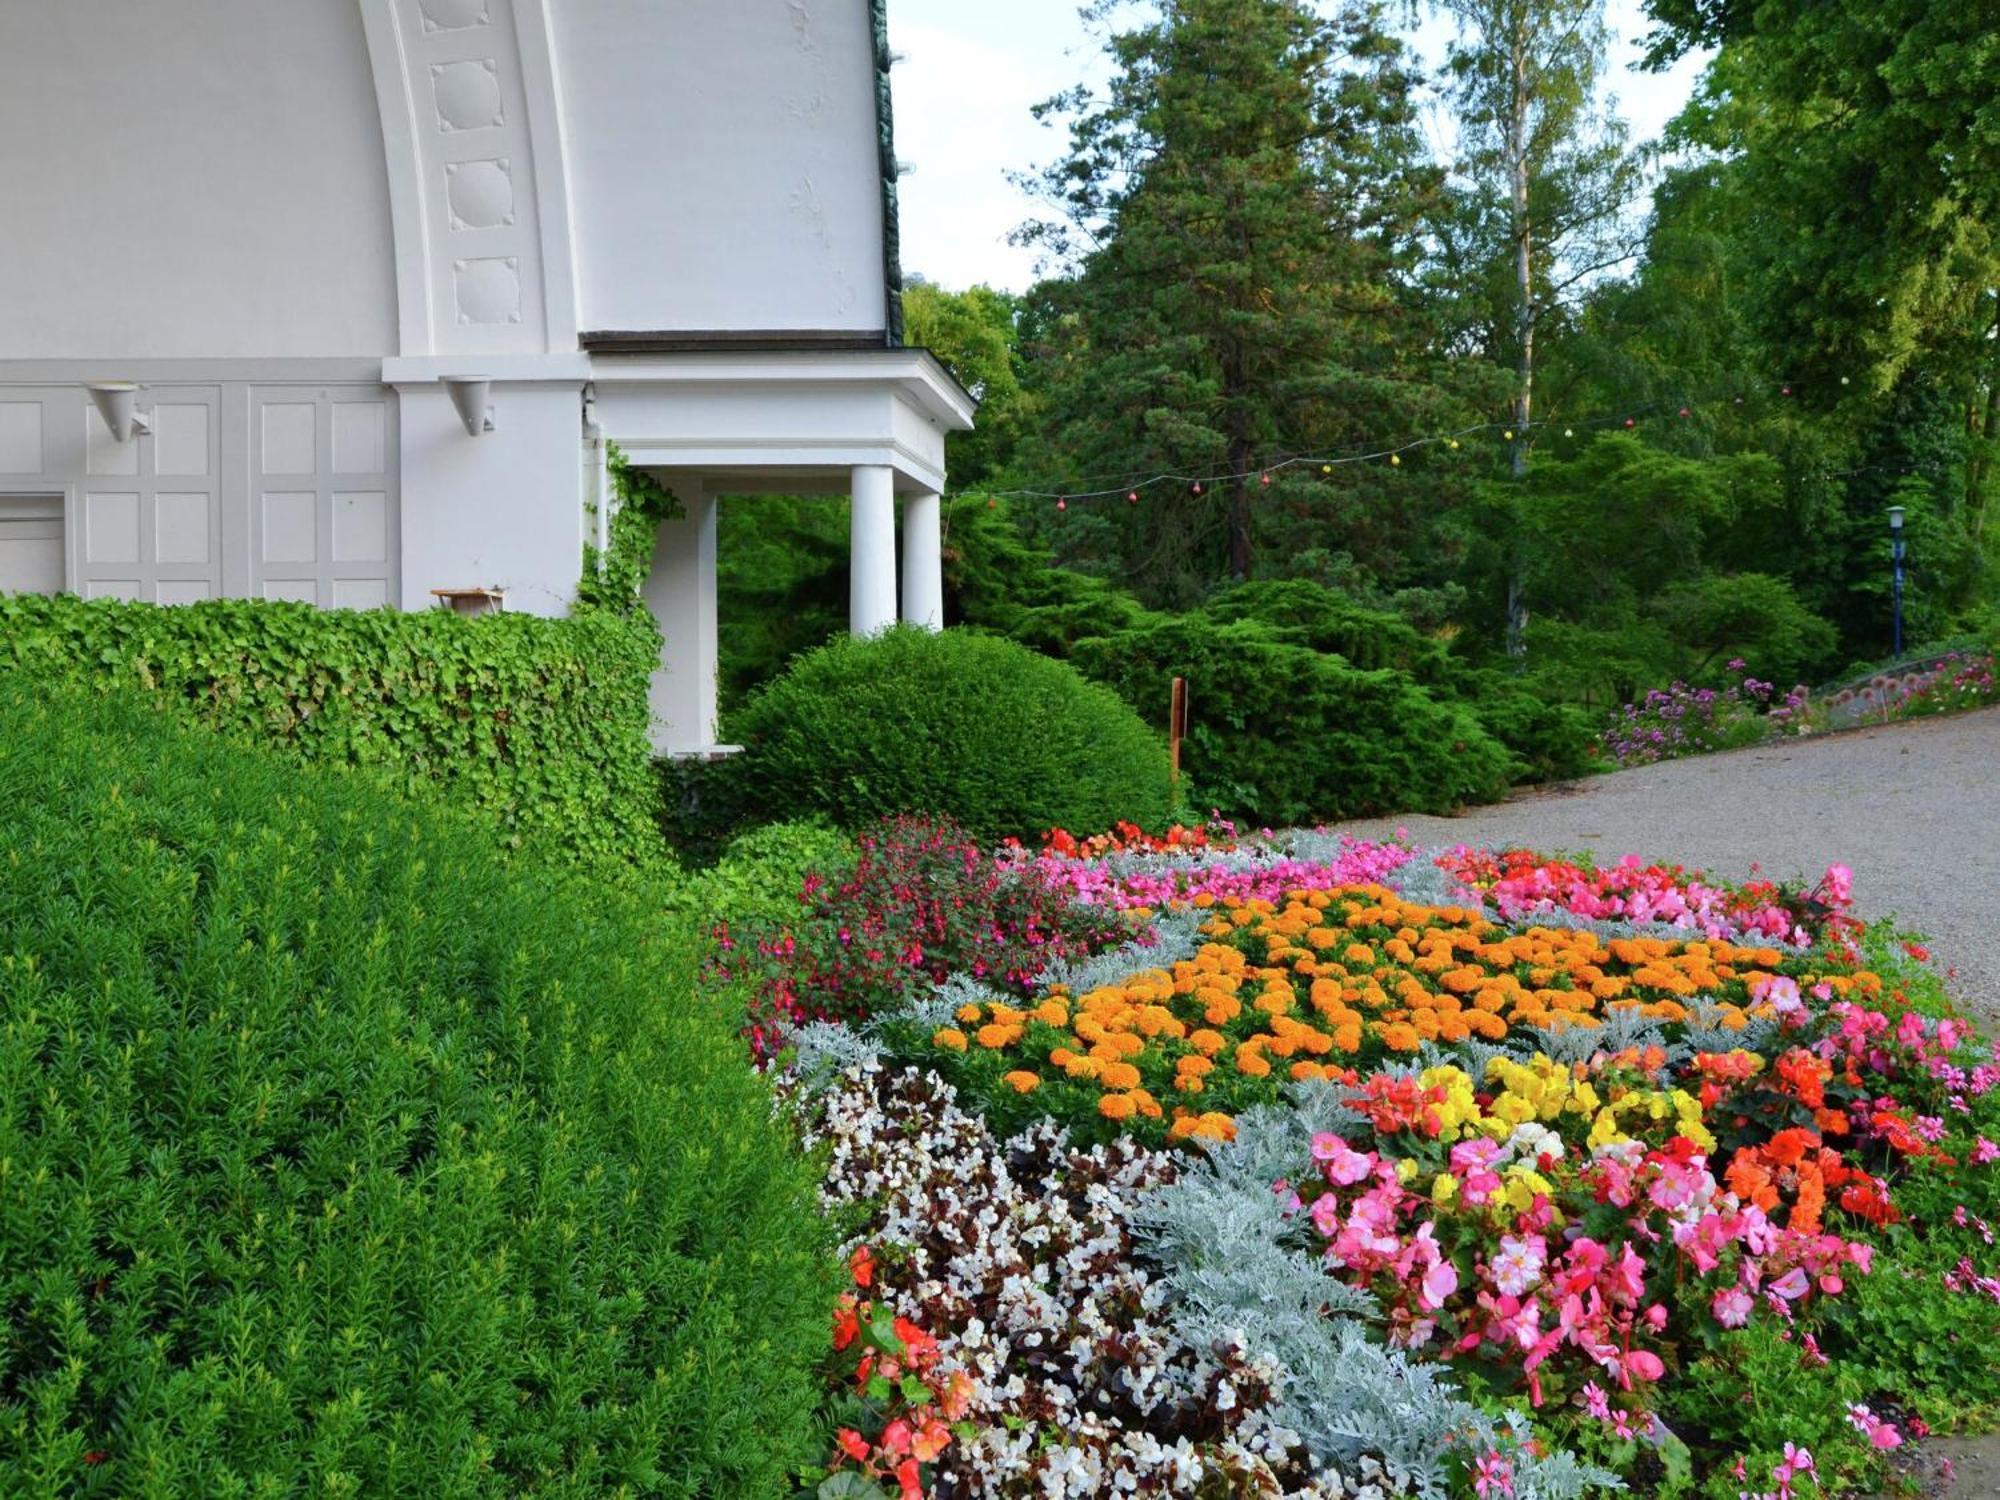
0,684 -> 829,1497
723,625 -> 1174,842
1070,615 -> 1516,825
0,592 -> 663,870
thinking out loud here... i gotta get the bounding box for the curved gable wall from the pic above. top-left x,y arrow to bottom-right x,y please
0,1 -> 399,359
554,0 -> 888,338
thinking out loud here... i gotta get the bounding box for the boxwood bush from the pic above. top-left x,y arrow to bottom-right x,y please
723,626 -> 1174,842
0,684 -> 828,1496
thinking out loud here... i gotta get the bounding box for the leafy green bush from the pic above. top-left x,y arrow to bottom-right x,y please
1070,615 -> 1515,825
664,817 -> 855,930
723,626 -> 1174,842
1203,580 -> 1598,782
0,684 -> 829,1496
0,592 -> 662,869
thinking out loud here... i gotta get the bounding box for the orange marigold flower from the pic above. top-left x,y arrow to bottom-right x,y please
1234,1046 -> 1272,1078
1098,1092 -> 1138,1120
932,1027 -> 968,1052
1190,1028 -> 1227,1056
1101,1060 -> 1143,1091
1002,1070 -> 1041,1094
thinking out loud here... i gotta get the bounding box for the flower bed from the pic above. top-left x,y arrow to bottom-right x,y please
740,830 -> 2000,1498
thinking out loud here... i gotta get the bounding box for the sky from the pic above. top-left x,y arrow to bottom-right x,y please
887,0 -> 1714,293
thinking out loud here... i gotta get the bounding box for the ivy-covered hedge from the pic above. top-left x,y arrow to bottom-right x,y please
0,684 -> 831,1494
0,591 -> 662,868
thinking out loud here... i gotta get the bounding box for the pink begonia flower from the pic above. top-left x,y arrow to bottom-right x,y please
1712,1285 -> 1755,1327
1581,1381 -> 1611,1420
1823,864 -> 1853,904
1310,1132 -> 1343,1162
1770,1267 -> 1811,1301
1975,1138 -> 2000,1165
1421,1258 -> 1459,1311
1488,1234 -> 1547,1298
1644,1302 -> 1669,1332
1608,1244 -> 1648,1304
1625,1348 -> 1665,1383
1309,1193 -> 1341,1237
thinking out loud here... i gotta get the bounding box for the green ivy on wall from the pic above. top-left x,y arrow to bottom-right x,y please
578,444 -> 683,610
0,451 -> 682,870
0,592 -> 665,869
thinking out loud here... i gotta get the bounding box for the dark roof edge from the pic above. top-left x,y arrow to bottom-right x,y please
581,330 -> 893,353
871,0 -> 905,349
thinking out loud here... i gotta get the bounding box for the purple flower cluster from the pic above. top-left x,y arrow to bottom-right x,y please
1602,664 -> 1812,768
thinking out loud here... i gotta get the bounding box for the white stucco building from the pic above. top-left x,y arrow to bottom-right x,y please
0,0 -> 974,753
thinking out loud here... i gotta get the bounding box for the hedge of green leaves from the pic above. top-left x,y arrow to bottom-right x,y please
0,684 -> 830,1495
1071,615 -> 1518,825
724,625 -> 1175,842
0,591 -> 662,868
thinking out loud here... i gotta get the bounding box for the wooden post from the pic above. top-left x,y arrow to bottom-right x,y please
1169,676 -> 1188,790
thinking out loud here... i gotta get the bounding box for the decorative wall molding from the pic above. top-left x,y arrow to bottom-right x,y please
356,0 -> 576,357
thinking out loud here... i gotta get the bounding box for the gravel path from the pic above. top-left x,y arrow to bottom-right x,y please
1336,705 -> 2000,1030
1339,706 -> 2000,1496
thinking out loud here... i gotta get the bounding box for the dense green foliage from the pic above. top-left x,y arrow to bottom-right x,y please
723,626 -> 1174,842
0,591 -> 663,869
0,686 -> 829,1496
941,507 -> 1594,821
1071,614 -> 1515,823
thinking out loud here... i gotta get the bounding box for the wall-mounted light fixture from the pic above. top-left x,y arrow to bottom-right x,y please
85,382 -> 151,442
441,375 -> 495,436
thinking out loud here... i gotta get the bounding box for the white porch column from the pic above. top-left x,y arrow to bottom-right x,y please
850,464 -> 898,636
900,490 -> 944,631
642,480 -> 720,753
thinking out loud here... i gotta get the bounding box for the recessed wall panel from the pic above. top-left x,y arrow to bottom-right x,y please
152,404 -> 211,476
155,492 -> 211,563
155,579 -> 211,606
261,491 -> 317,563
260,403 -> 317,475
86,492 -> 141,563
330,402 -> 386,474
332,578 -> 387,610
332,491 -> 387,563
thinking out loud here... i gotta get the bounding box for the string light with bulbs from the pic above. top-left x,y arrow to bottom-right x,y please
966,377 -> 1933,515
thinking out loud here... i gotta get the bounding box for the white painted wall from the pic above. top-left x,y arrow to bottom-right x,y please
554,0 -> 888,335
395,382 -> 585,616
0,2 -> 398,359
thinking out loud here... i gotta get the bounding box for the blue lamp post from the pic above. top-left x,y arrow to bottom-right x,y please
1888,505 -> 1906,658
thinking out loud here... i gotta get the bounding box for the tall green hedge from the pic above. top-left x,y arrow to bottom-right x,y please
0,592 -> 662,868
0,685 -> 830,1496
1071,616 -> 1517,825
724,625 -> 1175,841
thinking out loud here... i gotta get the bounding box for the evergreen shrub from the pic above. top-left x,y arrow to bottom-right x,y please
0,591 -> 662,868
723,625 -> 1174,842
0,685 -> 829,1496
1070,615 -> 1515,825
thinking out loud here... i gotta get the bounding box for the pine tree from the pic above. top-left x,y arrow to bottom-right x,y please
1017,0 -> 1462,600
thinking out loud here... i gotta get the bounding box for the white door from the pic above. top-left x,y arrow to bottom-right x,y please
0,495 -> 62,594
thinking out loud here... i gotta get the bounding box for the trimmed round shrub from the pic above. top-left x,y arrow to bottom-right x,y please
0,684 -> 829,1496
723,626 -> 1174,842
